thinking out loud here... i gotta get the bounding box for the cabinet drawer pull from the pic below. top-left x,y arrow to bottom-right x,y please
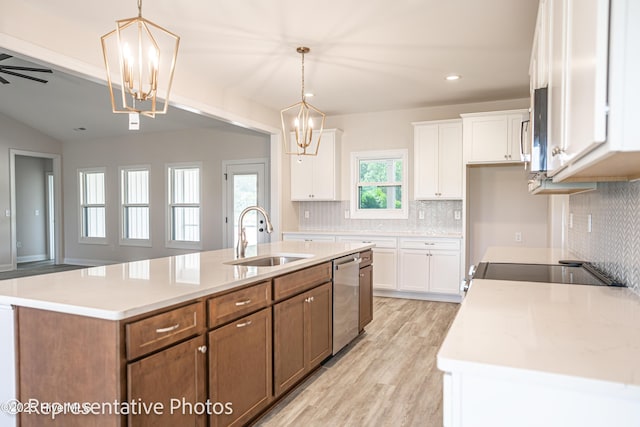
235,299 -> 252,306
198,345 -> 208,354
155,323 -> 180,334
236,320 -> 252,328
424,243 -> 435,246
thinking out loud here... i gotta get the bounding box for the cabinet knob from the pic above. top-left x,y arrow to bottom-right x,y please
198,345 -> 207,354
360,273 -> 365,278
551,146 -> 565,156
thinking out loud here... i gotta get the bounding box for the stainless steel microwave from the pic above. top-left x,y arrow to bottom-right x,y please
530,87 -> 548,173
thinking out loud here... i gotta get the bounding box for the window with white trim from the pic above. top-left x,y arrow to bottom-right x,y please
350,150 -> 408,219
167,164 -> 201,248
121,166 -> 150,245
78,168 -> 107,242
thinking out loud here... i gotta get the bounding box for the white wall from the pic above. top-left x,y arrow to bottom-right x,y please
467,165 -> 549,265
0,114 -> 62,270
63,127 -> 270,264
15,156 -> 51,262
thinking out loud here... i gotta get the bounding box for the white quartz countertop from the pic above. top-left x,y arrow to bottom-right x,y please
438,247 -> 640,388
0,241 -> 373,321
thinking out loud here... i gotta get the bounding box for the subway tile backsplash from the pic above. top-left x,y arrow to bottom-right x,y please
569,180 -> 640,295
296,200 -> 463,234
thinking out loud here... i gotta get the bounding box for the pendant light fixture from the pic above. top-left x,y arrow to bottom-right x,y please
281,47 -> 326,156
101,0 -> 179,129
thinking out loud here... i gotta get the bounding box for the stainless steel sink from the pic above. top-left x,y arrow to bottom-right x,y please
226,255 -> 308,267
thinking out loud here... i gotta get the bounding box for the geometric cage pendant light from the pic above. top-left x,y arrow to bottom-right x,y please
100,0 -> 180,128
281,47 -> 326,156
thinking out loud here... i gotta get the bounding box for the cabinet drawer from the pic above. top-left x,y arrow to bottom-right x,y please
126,302 -> 205,360
273,262 -> 332,301
208,281 -> 271,328
360,250 -> 373,268
400,238 -> 461,251
337,236 -> 397,249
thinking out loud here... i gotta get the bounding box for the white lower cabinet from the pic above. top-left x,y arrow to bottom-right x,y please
399,238 -> 461,295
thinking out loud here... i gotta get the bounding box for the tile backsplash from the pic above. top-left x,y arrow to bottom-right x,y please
568,181 -> 640,295
296,200 -> 463,234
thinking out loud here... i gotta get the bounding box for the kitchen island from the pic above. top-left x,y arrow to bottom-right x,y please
0,240 -> 374,427
437,247 -> 640,427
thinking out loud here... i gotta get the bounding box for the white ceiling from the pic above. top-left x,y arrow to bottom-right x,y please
0,0 -> 538,141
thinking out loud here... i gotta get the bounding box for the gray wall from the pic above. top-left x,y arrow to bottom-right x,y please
0,113 -> 62,270
62,126 -> 270,264
568,181 -> 640,295
467,165 -> 550,266
15,156 -> 52,262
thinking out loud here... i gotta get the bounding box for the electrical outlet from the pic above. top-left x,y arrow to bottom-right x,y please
16,241 -> 22,248
587,214 -> 592,233
569,213 -> 574,229
344,210 -> 350,219
454,210 -> 461,220
35,209 -> 40,216
419,210 -> 425,220
4,209 -> 9,217
304,210 -> 310,219
515,232 -> 522,242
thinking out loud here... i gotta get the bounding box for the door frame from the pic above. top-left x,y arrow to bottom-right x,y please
9,149 -> 63,270
221,158 -> 270,249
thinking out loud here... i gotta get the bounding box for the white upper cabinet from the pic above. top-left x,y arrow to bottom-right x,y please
461,110 -> 529,164
290,129 -> 342,201
413,119 -> 463,199
536,0 -> 640,181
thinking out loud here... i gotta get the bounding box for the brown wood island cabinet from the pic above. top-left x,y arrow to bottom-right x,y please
359,250 -> 374,331
14,255 -> 372,427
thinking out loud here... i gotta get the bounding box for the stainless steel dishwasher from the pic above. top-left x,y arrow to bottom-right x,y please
333,254 -> 361,355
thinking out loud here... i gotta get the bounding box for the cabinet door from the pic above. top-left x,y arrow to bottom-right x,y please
359,265 -> 373,331
306,282 -> 333,368
398,249 -> 429,292
438,122 -> 463,198
127,336 -> 207,427
563,0 -> 609,161
310,132 -> 338,200
209,308 -> 272,427
414,124 -> 439,199
466,115 -> 509,162
429,250 -> 461,295
290,154 -> 315,200
372,248 -> 397,290
273,292 -> 306,396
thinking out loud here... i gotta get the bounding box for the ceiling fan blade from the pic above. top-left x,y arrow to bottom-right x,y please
0,66 -> 53,73
0,75 -> 9,84
0,69 -> 49,84
0,54 -> 12,62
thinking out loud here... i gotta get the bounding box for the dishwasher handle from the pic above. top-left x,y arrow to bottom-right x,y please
334,257 -> 362,270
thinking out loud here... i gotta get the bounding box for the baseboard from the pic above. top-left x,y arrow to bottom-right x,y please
62,258 -> 113,267
0,264 -> 13,273
373,289 -> 462,303
17,254 -> 48,263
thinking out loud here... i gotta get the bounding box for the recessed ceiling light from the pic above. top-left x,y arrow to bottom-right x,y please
445,74 -> 461,81
73,127 -> 87,131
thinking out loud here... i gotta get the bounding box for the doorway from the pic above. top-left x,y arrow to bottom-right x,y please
9,150 -> 62,270
223,160 -> 269,249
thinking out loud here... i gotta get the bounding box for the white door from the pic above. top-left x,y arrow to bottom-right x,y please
46,173 -> 55,260
224,162 -> 269,249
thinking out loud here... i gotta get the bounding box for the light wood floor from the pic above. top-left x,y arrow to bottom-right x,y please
256,297 -> 460,427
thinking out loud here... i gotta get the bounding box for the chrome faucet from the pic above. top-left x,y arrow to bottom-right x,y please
236,206 -> 274,258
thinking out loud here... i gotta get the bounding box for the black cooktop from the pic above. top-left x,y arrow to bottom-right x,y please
474,262 -> 624,287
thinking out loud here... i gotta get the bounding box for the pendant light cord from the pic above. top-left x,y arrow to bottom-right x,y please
300,50 -> 305,102
138,0 -> 142,17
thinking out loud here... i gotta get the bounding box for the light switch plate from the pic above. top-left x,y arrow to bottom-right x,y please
454,210 -> 461,220
418,210 -> 425,220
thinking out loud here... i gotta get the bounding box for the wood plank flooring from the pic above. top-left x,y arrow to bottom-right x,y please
255,297 -> 460,427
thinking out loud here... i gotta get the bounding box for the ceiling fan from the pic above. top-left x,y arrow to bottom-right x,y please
0,53 -> 53,85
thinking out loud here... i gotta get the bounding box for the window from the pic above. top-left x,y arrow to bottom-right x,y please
350,150 -> 408,219
121,167 -> 150,245
167,164 -> 201,248
78,168 -> 107,243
